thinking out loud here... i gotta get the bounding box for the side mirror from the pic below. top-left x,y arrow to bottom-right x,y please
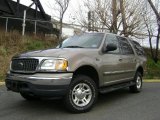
106,43 -> 117,52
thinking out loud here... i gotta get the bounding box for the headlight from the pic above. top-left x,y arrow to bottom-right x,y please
40,59 -> 68,71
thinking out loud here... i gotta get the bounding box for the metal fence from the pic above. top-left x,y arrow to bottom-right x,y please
0,15 -> 157,40
0,16 -> 59,36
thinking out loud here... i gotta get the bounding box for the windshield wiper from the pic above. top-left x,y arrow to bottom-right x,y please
63,46 -> 84,48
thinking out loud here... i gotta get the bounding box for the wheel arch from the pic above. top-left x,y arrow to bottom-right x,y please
136,66 -> 144,76
73,65 -> 99,87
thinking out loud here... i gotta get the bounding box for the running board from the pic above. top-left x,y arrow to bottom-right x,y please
99,81 -> 135,94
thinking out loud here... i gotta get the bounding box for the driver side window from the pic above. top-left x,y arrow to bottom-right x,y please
105,34 -> 120,54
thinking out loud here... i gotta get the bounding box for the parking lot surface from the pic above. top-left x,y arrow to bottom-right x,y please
0,83 -> 160,120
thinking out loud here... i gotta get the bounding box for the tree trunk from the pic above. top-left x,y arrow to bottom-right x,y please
111,0 -> 118,34
147,0 -> 160,19
59,18 -> 63,43
120,0 -> 128,37
155,30 -> 160,63
148,31 -> 154,59
144,15 -> 155,60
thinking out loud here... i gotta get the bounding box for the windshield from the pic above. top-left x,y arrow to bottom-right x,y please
59,33 -> 104,49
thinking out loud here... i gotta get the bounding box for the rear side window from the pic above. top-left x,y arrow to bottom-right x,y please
117,37 -> 134,55
131,40 -> 145,56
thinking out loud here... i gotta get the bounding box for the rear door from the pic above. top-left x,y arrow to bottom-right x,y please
117,36 -> 136,80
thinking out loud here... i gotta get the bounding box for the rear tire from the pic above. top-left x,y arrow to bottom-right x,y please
129,72 -> 142,93
64,75 -> 98,113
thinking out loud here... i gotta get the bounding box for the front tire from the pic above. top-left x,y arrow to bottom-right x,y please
129,72 -> 142,93
65,75 -> 98,113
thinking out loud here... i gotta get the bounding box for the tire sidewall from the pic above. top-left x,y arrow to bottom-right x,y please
66,75 -> 97,112
134,72 -> 143,92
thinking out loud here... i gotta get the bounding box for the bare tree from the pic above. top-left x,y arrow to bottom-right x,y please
48,0 -> 70,42
142,14 -> 154,59
119,0 -> 146,37
75,0 -> 145,37
147,0 -> 160,62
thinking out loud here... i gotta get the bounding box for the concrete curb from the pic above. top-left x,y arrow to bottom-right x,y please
0,82 -> 5,86
143,80 -> 160,83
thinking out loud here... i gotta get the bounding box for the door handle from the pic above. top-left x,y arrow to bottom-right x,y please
119,58 -> 122,61
133,58 -> 136,62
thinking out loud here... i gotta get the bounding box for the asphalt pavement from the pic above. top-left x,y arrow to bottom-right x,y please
0,83 -> 160,120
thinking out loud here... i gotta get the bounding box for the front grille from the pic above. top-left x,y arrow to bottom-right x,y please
11,58 -> 39,73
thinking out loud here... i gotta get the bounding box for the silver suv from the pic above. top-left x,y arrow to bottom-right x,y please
5,33 -> 146,113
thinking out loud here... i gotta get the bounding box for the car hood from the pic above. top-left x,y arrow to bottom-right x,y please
14,48 -> 98,59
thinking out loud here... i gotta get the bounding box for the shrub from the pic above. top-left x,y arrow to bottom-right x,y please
145,58 -> 160,79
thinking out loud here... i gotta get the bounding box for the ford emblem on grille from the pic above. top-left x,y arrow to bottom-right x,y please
18,62 -> 24,69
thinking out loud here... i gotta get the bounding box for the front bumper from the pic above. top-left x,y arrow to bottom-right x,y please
5,72 -> 73,97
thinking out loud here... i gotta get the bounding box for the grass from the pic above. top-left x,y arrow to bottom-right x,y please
0,30 -> 58,81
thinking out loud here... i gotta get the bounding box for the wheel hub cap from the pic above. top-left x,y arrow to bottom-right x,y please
76,89 -> 85,99
72,83 -> 92,107
136,76 -> 142,89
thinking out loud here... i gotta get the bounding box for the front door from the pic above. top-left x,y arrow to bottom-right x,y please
100,34 -> 125,86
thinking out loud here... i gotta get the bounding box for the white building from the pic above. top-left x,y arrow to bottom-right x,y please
51,18 -> 82,37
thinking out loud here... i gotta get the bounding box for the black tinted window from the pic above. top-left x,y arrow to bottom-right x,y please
105,34 -> 120,54
118,37 -> 134,55
131,40 -> 145,56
